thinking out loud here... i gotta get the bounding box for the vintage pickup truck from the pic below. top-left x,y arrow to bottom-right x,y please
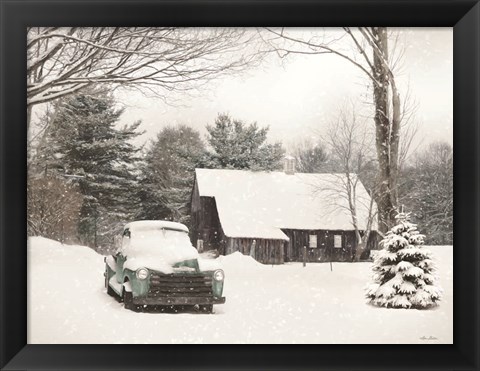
104,220 -> 225,313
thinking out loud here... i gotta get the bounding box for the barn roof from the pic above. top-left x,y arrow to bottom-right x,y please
195,168 -> 377,241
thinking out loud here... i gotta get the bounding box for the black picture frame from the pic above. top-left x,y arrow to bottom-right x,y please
1,0 -> 479,370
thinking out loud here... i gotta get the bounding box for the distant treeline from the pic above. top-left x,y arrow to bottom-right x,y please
27,92 -> 452,252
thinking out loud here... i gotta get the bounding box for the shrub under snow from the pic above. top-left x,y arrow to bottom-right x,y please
366,213 -> 442,309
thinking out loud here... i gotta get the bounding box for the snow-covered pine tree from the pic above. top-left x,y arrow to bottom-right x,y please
366,212 -> 442,309
205,113 -> 284,171
137,125 -> 206,225
38,91 -> 143,249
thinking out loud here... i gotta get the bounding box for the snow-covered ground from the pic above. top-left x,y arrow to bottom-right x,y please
27,237 -> 453,344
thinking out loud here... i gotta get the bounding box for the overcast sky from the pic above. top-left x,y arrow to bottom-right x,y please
116,28 -> 452,154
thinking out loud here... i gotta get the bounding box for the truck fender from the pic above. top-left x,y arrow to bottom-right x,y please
123,280 -> 132,293
105,256 -> 117,272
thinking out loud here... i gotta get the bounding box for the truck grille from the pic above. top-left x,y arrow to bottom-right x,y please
148,273 -> 213,298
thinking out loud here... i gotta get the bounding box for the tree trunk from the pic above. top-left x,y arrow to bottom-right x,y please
371,27 -> 397,234
27,105 -> 32,133
354,240 -> 367,262
390,81 -> 401,206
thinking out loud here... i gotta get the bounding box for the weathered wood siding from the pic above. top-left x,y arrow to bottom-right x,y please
190,179 -> 225,254
225,237 -> 285,265
282,229 -> 379,263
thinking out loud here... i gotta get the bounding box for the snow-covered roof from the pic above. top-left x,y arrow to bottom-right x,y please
195,168 -> 377,240
124,220 -> 189,233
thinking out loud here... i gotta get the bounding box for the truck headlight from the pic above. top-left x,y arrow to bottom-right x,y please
136,268 -> 149,280
213,269 -> 224,281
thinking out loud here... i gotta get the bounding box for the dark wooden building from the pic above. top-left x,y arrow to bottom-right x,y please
191,167 -> 378,265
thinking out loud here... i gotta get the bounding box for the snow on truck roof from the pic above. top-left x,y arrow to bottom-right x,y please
195,168 -> 377,241
124,220 -> 189,233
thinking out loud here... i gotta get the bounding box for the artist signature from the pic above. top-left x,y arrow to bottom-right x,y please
420,336 -> 438,341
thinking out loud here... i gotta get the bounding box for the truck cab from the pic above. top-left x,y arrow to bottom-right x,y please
104,220 -> 225,313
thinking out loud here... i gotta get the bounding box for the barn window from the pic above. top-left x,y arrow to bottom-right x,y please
334,235 -> 342,248
309,234 -> 317,248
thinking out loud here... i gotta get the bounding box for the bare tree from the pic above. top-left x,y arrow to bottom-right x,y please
262,27 -> 404,233
400,141 -> 453,244
320,105 -> 378,261
27,27 -> 261,130
27,176 -> 83,243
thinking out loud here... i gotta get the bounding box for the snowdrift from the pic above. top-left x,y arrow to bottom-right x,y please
218,251 -> 264,272
29,236 -> 100,262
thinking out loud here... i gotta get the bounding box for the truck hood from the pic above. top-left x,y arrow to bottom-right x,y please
123,233 -> 199,274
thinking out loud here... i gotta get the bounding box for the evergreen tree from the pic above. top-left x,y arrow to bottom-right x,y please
138,125 -> 206,225
293,140 -> 329,173
366,212 -> 442,309
205,113 -> 284,171
39,91 -> 143,249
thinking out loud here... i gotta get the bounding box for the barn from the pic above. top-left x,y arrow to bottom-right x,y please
190,165 -> 378,265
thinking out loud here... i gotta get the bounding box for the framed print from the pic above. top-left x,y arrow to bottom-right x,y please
1,0 -> 479,370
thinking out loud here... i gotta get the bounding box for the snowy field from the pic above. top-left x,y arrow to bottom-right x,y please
27,237 -> 453,344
